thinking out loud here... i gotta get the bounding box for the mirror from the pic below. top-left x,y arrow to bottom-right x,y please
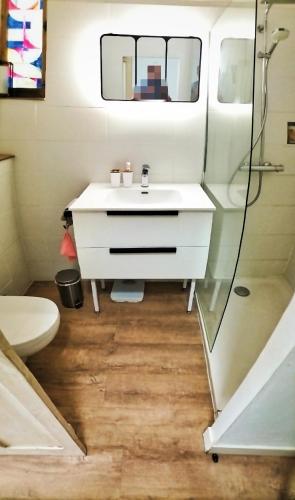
135,37 -> 167,100
218,38 -> 254,104
101,35 -> 135,100
100,34 -> 202,102
167,38 -> 201,101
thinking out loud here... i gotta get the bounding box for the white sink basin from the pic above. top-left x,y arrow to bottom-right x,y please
69,183 -> 216,212
106,188 -> 182,205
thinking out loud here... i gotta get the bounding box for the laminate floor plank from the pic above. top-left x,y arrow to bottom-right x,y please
0,450 -> 123,500
115,318 -> 202,345
120,455 -> 295,500
103,371 -> 211,408
0,281 -> 293,500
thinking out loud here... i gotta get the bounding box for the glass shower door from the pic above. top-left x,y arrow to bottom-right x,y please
197,4 -> 256,350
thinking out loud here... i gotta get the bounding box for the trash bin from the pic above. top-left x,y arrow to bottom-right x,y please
55,269 -> 83,309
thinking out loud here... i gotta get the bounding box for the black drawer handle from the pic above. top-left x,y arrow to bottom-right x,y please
107,210 -> 179,216
109,247 -> 177,254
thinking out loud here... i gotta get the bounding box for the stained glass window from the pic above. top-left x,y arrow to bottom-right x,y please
1,0 -> 46,98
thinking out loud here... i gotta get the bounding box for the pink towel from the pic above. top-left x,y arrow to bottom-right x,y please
60,230 -> 77,261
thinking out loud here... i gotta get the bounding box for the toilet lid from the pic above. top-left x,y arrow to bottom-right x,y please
0,296 -> 60,346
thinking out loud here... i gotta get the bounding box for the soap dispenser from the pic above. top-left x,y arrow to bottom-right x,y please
122,161 -> 133,187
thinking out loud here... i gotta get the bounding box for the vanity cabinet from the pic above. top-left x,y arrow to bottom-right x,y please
72,212 -> 212,248
77,246 -> 210,280
70,183 -> 215,312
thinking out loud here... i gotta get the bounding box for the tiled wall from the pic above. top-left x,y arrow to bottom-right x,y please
238,3 -> 295,278
0,2 -> 222,280
0,159 -> 31,294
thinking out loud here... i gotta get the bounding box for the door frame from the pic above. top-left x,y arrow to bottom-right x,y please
0,330 -> 86,456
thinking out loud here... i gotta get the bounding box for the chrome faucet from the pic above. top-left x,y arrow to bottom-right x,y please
141,164 -> 150,188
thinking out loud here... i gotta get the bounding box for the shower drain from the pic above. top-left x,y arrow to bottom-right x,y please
234,286 -> 250,297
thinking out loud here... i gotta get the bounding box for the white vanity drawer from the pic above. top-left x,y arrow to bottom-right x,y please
77,246 -> 209,279
73,211 -> 213,248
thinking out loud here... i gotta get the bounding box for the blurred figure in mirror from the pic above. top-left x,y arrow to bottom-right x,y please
133,65 -> 171,101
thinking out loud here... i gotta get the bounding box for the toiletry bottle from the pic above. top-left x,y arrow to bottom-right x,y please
110,168 -> 121,187
123,161 -> 134,187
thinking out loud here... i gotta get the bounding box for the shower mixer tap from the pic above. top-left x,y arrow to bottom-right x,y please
240,162 -> 284,173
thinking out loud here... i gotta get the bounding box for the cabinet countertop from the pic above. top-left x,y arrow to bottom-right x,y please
70,183 -> 216,212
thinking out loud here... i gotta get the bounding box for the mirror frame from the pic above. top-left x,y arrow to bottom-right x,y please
100,33 -> 202,103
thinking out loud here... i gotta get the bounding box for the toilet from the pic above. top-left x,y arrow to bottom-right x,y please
0,296 -> 60,359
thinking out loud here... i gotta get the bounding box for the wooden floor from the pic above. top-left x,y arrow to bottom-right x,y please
0,281 -> 294,499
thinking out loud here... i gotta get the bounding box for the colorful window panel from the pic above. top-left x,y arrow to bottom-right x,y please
6,0 -> 44,90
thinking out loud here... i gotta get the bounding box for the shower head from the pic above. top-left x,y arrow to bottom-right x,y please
271,27 -> 290,43
258,26 -> 290,58
267,27 -> 290,55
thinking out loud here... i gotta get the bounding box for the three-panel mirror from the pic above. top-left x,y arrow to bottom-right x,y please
100,34 -> 202,102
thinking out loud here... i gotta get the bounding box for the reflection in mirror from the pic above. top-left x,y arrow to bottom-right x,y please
135,37 -> 168,100
101,35 -> 135,100
167,38 -> 201,101
218,38 -> 254,104
100,35 -> 202,102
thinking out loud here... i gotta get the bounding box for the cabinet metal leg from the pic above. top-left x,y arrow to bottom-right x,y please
187,279 -> 196,312
100,280 -> 106,290
183,279 -> 188,289
91,279 -> 99,313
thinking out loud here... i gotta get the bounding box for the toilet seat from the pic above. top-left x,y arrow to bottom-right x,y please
0,296 -> 60,358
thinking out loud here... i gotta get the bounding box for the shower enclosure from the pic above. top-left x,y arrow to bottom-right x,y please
197,0 -> 295,417
197,2 -> 256,352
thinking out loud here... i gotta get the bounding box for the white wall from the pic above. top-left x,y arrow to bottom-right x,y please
0,1 -> 222,280
0,159 -> 31,295
237,3 -> 295,278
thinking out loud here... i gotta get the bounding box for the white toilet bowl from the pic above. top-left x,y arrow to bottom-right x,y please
0,296 -> 60,358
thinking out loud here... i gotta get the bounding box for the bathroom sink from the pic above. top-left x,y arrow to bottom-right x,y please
106,188 -> 182,205
69,183 -> 216,211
